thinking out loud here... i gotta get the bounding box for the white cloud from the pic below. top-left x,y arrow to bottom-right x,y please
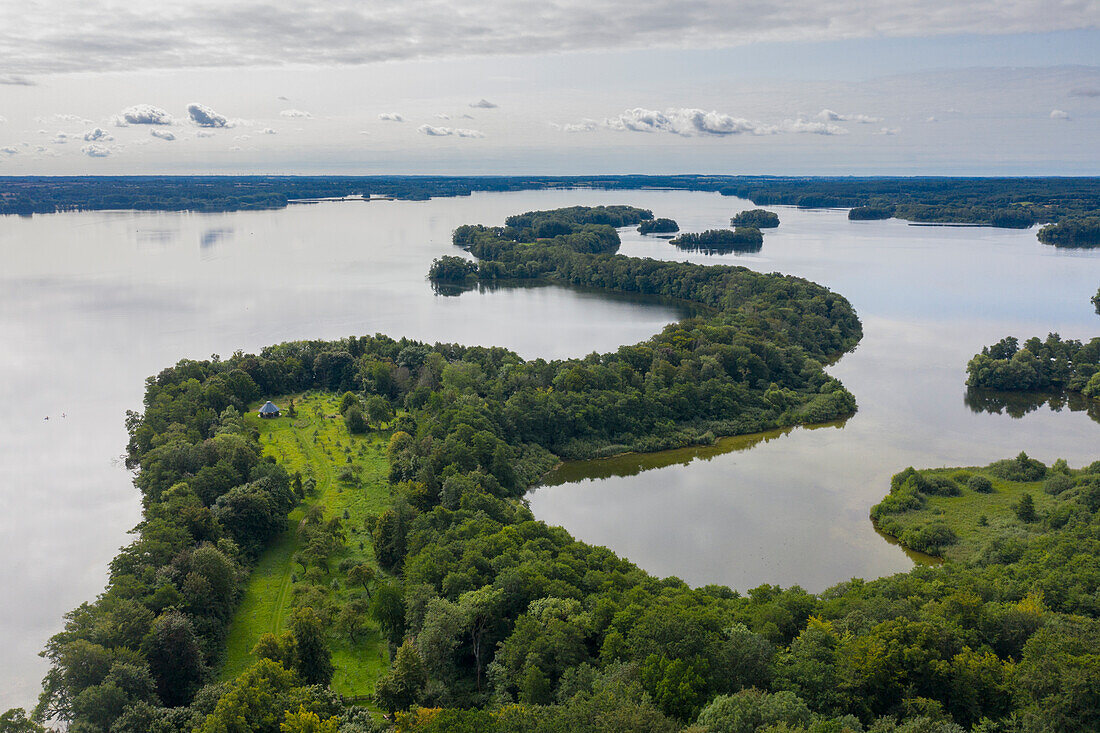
379,112 -> 404,122
417,124 -> 485,138
552,120 -> 599,133
0,146 -> 18,155
1050,108 -> 1071,120
187,102 -> 233,127
83,127 -> 113,141
81,143 -> 111,157
228,145 -> 242,151
195,130 -> 216,138
112,104 -> 173,126
0,116 -> 6,123
358,130 -> 371,135
279,108 -> 312,118
875,127 -> 900,135
151,129 -> 176,140
435,113 -> 451,120
780,118 -> 849,135
50,132 -> 71,144
0,74 -> 34,85
603,108 -> 778,136
470,98 -> 497,108
816,109 -> 882,123
261,127 -> 277,134
235,134 -> 251,140
1069,87 -> 1100,97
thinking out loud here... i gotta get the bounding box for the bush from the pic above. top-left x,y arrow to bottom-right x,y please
968,475 -> 994,494
987,452 -> 1047,482
1043,474 -> 1075,496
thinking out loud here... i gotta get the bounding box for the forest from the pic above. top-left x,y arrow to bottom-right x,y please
10,206 -> 1100,733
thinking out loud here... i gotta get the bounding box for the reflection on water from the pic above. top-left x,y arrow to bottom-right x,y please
965,387 -> 1100,423
200,227 -> 235,249
541,420 -> 846,486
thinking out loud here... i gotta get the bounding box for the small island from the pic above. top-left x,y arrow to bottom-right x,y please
730,209 -> 779,228
669,227 -> 763,254
637,217 -> 679,234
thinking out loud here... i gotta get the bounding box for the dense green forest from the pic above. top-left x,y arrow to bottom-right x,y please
2,177 -> 1099,237
1036,218 -> 1100,248
669,228 -> 765,254
15,205 -> 1100,733
639,218 -> 680,234
730,210 -> 780,228
966,334 -> 1100,399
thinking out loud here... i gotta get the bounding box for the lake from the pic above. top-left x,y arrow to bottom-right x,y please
1,189 -> 1097,709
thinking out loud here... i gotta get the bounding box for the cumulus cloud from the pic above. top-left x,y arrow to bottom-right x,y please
195,130 -> 216,138
50,132 -> 72,144
279,108 -> 312,118
0,74 -> 34,85
187,102 -> 233,127
470,98 -> 497,108
875,127 -> 900,135
378,112 -> 404,122
435,113 -> 451,120
113,104 -> 173,126
816,109 -> 883,123
151,129 -> 176,140
417,124 -> 485,138
228,145 -> 242,151
0,146 -> 18,155
261,127 -> 277,134
1069,87 -> 1100,97
81,143 -> 110,157
83,127 -> 113,141
0,116 -> 6,123
603,108 -> 778,136
1050,109 -> 1071,120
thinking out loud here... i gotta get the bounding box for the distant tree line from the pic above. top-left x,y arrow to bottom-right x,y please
1036,217 -> 1100,248
3,176 -> 1099,231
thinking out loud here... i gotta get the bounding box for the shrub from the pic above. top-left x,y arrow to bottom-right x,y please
968,475 -> 994,494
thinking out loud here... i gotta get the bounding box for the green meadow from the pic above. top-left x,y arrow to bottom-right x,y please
220,392 -> 393,697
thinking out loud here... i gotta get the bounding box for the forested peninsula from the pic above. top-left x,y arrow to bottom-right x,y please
14,205 -> 1100,733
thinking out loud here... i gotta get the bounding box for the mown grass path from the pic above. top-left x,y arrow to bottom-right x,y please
220,392 -> 393,696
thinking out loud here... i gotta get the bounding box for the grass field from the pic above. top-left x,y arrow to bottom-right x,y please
874,466 -> 1060,563
220,392 -> 394,697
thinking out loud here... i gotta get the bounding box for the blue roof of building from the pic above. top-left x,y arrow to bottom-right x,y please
259,401 -> 280,413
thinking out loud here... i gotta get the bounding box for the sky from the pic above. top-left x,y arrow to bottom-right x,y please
0,1 -> 1098,175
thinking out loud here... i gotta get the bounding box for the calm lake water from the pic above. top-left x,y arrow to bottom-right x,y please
2,189 -> 1098,708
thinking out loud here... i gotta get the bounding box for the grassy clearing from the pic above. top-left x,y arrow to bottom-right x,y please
220,392 -> 393,697
874,466 -> 1059,563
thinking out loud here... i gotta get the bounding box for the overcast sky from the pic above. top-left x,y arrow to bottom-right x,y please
0,1 -> 1097,174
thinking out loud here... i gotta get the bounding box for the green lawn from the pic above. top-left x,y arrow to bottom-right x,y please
875,466 -> 1059,563
220,392 -> 394,697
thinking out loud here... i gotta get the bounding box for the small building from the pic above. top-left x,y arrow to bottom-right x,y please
258,401 -> 281,419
